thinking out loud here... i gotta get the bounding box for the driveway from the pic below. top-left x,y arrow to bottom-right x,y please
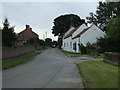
3,48 -> 83,88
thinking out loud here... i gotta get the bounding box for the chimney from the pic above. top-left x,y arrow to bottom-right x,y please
29,28 -> 32,31
26,25 -> 30,29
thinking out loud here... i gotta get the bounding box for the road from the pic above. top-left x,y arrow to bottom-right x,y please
3,48 -> 83,88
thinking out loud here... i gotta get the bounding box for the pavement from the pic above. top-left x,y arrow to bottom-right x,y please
2,48 -> 84,88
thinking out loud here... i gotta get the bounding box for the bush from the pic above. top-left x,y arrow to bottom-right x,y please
79,43 -> 86,54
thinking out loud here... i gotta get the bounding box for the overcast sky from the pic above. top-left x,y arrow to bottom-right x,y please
1,0 -> 100,41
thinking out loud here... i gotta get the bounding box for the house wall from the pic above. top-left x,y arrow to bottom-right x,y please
80,24 -> 105,46
72,24 -> 87,38
62,36 -> 73,52
18,25 -> 38,40
62,24 -> 105,53
62,24 -> 88,53
72,38 -> 80,53
64,27 -> 75,38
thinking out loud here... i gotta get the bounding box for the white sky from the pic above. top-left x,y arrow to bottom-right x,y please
0,0 -> 101,41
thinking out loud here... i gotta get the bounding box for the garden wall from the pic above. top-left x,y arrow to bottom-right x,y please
104,52 -> 120,66
2,46 -> 35,60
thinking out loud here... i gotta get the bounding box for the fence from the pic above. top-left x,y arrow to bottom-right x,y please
104,52 -> 120,66
2,46 -> 35,60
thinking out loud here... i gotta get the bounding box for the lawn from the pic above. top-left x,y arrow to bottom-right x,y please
62,50 -> 80,54
2,52 -> 41,69
62,50 -> 103,59
76,61 -> 119,88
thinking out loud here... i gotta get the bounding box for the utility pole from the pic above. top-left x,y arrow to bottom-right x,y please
45,31 -> 47,38
43,34 -> 45,40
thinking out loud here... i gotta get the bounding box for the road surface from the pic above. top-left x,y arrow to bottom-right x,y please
3,48 -> 83,88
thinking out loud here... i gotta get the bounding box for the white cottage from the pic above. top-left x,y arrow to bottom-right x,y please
62,23 -> 105,53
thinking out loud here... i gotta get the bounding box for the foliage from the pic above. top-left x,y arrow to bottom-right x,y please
28,38 -> 39,45
52,14 -> 86,36
86,42 -> 99,50
45,38 -> 52,47
57,37 -> 62,48
52,40 -> 58,46
39,39 -> 46,46
76,61 -> 119,88
2,17 -> 17,47
79,43 -> 86,54
86,2 -> 120,30
86,12 -> 97,25
97,15 -> 120,52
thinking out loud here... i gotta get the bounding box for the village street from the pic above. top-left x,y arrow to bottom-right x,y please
3,48 -> 83,88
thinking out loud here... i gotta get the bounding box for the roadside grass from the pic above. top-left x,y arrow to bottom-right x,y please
62,50 -> 80,54
76,61 -> 119,88
2,52 -> 41,69
62,50 -> 103,59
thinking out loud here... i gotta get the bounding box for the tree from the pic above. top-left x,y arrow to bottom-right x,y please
45,38 -> 52,47
79,43 -> 86,54
28,37 -> 39,45
97,15 -> 120,52
52,14 -> 86,37
2,17 -> 17,47
86,1 -> 120,30
86,12 -> 97,25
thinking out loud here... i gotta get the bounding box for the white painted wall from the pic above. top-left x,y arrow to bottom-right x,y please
80,24 -> 105,46
64,27 -> 75,37
62,24 -> 105,53
72,37 -> 80,53
62,36 -> 73,52
72,24 -> 88,38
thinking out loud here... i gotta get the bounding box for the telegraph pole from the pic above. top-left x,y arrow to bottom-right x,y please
45,31 -> 47,38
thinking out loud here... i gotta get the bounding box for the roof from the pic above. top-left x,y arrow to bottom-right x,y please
64,25 -> 81,39
18,29 -> 38,36
72,24 -> 93,39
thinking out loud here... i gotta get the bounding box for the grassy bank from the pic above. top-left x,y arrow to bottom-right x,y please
2,52 -> 41,69
76,61 -> 119,88
62,50 -> 103,59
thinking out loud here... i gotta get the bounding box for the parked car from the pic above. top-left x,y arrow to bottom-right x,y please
52,45 -> 55,48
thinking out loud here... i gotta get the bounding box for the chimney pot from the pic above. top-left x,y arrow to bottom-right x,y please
26,25 -> 29,29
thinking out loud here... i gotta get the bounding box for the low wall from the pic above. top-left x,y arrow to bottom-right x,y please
2,46 -> 35,60
86,49 -> 98,56
104,52 -> 120,66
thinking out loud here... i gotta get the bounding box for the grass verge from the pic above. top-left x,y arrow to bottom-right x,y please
62,50 -> 103,59
76,61 -> 119,88
2,52 -> 41,69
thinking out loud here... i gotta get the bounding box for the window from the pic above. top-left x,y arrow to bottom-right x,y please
70,42 -> 72,46
64,43 -> 65,47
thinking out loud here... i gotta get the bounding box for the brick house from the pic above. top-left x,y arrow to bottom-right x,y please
17,25 -> 39,46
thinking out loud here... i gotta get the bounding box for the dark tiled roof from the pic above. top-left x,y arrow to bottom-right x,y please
18,29 -> 38,36
72,25 -> 93,39
64,25 -> 81,39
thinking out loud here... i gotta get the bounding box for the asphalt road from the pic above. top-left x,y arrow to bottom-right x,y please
3,48 -> 83,88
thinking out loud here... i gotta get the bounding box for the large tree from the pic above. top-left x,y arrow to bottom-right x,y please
52,14 -> 86,37
45,38 -> 52,47
2,17 -> 17,47
97,15 -> 120,52
86,1 -> 120,30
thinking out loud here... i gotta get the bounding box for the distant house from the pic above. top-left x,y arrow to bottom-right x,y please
62,23 -> 105,53
17,25 -> 39,46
